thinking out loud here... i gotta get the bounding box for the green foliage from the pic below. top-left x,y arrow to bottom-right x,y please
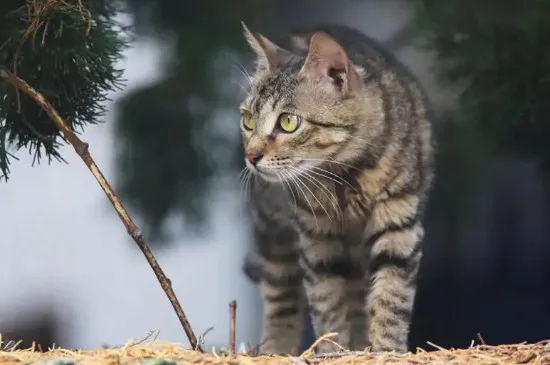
425,113 -> 491,230
413,0 -> 550,160
113,0 -> 261,241
0,0 -> 128,180
409,0 -> 550,227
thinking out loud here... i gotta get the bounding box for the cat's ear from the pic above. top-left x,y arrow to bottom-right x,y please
241,21 -> 294,73
299,32 -> 362,94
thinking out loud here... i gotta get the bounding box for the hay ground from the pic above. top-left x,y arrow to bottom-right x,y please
0,340 -> 549,365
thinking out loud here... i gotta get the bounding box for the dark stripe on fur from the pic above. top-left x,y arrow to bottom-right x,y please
335,77 -> 395,202
265,289 -> 301,303
365,212 -> 419,248
368,242 -> 421,278
295,218 -> 343,241
253,203 -> 277,225
307,118 -> 354,130
253,82 -> 269,114
262,269 -> 302,287
300,254 -> 361,280
267,306 -> 300,319
293,195 -> 331,216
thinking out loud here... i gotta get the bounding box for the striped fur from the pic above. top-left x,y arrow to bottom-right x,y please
238,23 -> 435,354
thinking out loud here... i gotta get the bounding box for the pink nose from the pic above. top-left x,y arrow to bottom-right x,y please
246,151 -> 264,165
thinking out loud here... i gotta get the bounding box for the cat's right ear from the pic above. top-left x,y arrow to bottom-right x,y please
298,31 -> 362,94
241,21 -> 294,74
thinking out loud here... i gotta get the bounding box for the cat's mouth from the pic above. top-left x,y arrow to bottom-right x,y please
245,157 -> 309,183
248,165 -> 281,183
246,162 -> 293,183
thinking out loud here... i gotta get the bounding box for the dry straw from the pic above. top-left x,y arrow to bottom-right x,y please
0,338 -> 549,365
1,3 -> 550,365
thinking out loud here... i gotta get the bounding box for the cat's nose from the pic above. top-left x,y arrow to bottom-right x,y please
246,151 -> 264,166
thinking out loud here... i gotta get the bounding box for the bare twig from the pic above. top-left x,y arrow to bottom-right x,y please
229,300 -> 237,355
311,350 -> 370,359
477,333 -> 487,346
197,326 -> 214,351
2,340 -> 19,352
426,341 -> 450,352
300,332 -> 339,358
0,65 -> 202,352
131,330 -> 160,346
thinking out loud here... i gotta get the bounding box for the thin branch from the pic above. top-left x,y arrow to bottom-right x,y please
0,65 -> 202,352
477,333 -> 487,346
229,300 -> 237,355
197,326 -> 214,351
310,350 -> 371,359
130,330 -> 159,346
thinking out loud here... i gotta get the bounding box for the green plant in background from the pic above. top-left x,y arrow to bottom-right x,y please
409,0 -> 550,230
112,0 -> 262,242
413,0 -> 550,166
0,0 -> 128,180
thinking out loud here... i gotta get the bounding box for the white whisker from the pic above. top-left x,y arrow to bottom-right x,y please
309,166 -> 360,194
229,79 -> 249,93
347,134 -> 378,149
294,157 -> 361,172
244,169 -> 253,203
307,167 -> 343,185
290,166 -> 339,222
289,168 -> 328,225
286,170 -> 318,230
239,167 -> 248,202
278,169 -> 298,218
293,167 -> 341,221
239,166 -> 249,181
225,52 -> 253,88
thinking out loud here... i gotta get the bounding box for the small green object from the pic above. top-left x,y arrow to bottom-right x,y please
41,358 -> 76,365
142,358 -> 177,365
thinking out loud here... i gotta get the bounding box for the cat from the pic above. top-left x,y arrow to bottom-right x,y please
238,22 -> 435,355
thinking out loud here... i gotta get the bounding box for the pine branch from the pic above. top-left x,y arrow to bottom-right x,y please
0,0 -> 128,181
0,65 -> 203,353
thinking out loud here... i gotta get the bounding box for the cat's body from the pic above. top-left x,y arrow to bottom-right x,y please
239,23 -> 435,354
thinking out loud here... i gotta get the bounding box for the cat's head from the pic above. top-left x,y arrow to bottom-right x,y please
239,22 -> 378,183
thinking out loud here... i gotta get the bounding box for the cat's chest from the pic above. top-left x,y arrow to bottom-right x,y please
290,180 -> 372,231
335,182 -> 373,222
314,178 -> 372,216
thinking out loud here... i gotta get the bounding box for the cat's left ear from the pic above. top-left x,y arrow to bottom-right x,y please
241,21 -> 294,74
298,32 -> 362,94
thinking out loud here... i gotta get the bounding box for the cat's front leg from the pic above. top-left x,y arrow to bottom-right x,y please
259,265 -> 305,355
364,198 -> 424,353
298,228 -> 364,353
254,226 -> 305,355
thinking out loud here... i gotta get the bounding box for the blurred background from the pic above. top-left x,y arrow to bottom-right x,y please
2,0 -> 550,353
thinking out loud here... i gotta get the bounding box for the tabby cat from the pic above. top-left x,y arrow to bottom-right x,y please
238,22 -> 435,354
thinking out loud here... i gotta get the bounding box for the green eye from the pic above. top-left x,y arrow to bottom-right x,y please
241,110 -> 255,130
279,113 -> 301,133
